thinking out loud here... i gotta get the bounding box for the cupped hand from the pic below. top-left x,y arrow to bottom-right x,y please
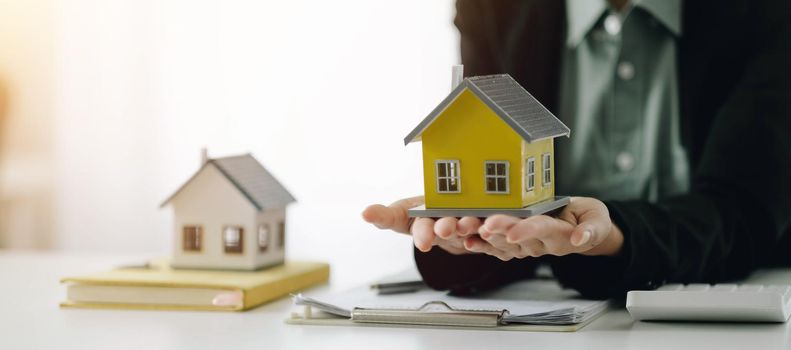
362,196 -> 482,255
465,197 -> 624,261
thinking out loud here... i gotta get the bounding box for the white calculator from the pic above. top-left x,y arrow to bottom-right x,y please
626,283 -> 791,322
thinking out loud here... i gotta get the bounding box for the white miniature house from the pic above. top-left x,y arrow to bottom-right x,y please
161,150 -> 295,270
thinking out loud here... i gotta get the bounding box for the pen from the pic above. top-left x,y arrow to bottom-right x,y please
370,280 -> 426,295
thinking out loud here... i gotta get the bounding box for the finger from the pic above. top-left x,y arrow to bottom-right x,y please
568,200 -> 611,248
480,234 -> 522,257
435,241 -> 468,255
361,196 -> 424,233
464,236 -> 514,261
539,236 -> 576,256
456,216 -> 482,236
570,221 -> 609,248
411,217 -> 436,252
434,217 -> 459,239
479,214 -> 521,236
361,204 -> 397,229
518,238 -> 547,257
504,215 -> 574,243
390,196 -> 426,210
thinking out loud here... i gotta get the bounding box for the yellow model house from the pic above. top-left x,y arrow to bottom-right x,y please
404,69 -> 571,217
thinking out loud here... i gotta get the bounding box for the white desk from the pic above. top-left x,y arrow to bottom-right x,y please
2,251 -> 791,350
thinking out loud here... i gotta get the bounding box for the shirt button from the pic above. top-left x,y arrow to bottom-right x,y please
617,61 -> 635,80
616,152 -> 635,172
604,14 -> 622,35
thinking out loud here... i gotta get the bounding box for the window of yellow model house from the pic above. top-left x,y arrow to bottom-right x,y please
485,161 -> 509,193
436,160 -> 460,193
183,226 -> 202,252
542,153 -> 551,187
258,224 -> 270,252
278,221 -> 285,249
223,226 -> 243,253
525,157 -> 535,192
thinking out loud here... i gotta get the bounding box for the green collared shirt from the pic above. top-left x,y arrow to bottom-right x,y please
556,0 -> 689,201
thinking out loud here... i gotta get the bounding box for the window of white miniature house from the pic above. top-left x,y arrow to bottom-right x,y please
183,226 -> 203,252
223,226 -> 244,254
258,224 -> 270,252
277,221 -> 285,249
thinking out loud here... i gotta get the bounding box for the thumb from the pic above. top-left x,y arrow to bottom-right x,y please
361,196 -> 424,234
570,223 -> 596,247
568,200 -> 612,248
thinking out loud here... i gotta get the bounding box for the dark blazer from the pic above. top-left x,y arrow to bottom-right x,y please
414,0 -> 791,299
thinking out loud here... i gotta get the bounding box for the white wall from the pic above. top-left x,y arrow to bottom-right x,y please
48,0 -> 458,279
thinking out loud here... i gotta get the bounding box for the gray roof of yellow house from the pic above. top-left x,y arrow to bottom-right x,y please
161,154 -> 295,211
404,74 -> 570,145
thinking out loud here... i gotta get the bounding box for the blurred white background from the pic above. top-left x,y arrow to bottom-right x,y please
0,0 -> 458,280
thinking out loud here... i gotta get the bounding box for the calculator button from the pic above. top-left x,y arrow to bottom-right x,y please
710,284 -> 738,292
765,286 -> 791,301
656,284 -> 683,291
684,284 -> 711,291
737,284 -> 764,292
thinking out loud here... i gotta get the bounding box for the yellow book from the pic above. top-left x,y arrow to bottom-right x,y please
60,259 -> 329,311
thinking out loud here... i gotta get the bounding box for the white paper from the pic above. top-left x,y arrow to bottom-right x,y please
294,274 -> 608,325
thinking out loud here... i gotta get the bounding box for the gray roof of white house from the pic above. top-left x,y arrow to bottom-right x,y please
161,154 -> 295,211
404,74 -> 570,145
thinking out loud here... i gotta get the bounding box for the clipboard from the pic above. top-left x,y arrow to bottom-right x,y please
286,277 -> 609,332
286,302 -> 600,332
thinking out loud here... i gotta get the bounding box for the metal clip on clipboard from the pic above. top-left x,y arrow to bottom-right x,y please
351,301 -> 505,328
